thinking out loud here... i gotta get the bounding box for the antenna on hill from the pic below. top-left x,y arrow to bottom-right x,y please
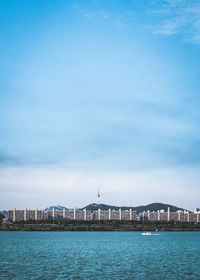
97,188 -> 100,205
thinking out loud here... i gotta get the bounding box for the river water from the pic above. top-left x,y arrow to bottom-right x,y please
0,231 -> 200,279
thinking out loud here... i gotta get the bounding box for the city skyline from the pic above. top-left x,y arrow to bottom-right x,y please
7,205 -> 200,223
1,0 -> 200,210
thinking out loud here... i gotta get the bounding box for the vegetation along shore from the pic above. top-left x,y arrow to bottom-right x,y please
1,220 -> 200,231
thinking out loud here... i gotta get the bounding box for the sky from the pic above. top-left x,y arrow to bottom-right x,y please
0,0 -> 200,210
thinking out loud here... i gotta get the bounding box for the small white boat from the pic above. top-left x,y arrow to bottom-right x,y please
142,232 -> 152,236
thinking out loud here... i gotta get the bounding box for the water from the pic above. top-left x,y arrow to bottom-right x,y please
0,231 -> 200,279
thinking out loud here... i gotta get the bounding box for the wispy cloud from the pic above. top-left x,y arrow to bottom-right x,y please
83,9 -> 136,27
83,10 -> 110,20
147,0 -> 200,42
80,1 -> 200,43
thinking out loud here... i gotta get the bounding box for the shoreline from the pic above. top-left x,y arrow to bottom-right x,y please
1,220 -> 200,231
1,230 -> 200,232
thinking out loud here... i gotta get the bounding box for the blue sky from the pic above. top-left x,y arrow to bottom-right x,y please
0,0 -> 200,210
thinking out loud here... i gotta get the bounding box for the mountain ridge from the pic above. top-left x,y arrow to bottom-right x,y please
82,202 -> 186,213
1,203 -> 188,215
44,205 -> 70,211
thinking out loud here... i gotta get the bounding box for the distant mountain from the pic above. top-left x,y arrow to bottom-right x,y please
132,203 -> 186,213
82,203 -> 186,213
1,203 -> 186,214
44,205 -> 70,211
0,210 -> 8,218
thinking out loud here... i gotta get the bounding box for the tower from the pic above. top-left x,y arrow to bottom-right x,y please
97,188 -> 100,205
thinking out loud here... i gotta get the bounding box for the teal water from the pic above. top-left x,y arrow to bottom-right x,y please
0,232 -> 200,279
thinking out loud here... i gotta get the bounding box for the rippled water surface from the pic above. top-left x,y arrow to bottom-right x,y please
0,231 -> 200,279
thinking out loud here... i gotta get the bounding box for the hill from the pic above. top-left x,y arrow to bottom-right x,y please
1,203 -> 186,215
82,203 -> 186,213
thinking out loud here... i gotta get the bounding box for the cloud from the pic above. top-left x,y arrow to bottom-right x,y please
80,1 -> 200,43
147,0 -> 200,42
83,10 -> 110,20
0,165 -> 200,210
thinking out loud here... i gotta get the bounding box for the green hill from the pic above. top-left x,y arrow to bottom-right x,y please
82,202 -> 186,213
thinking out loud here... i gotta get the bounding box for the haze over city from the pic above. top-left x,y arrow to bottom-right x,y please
1,0 -> 200,210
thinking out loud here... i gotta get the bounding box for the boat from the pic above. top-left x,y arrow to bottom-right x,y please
142,232 -> 152,235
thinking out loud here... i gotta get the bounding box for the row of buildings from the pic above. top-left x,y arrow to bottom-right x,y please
9,208 -> 200,223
